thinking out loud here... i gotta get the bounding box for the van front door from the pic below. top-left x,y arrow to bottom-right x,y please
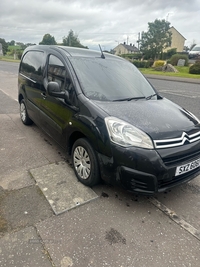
40,54 -> 77,146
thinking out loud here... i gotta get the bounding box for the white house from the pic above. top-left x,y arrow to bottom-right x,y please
113,42 -> 140,55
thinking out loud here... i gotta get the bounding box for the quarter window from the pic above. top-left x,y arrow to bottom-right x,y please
20,51 -> 44,82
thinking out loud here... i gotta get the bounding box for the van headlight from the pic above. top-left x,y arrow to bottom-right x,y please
105,117 -> 154,149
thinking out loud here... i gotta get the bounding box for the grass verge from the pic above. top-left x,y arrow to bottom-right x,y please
0,56 -> 20,63
139,66 -> 200,79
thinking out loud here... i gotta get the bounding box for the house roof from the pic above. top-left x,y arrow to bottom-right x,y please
120,43 -> 139,52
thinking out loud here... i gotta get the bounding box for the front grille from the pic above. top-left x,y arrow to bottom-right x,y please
163,150 -> 200,167
154,130 -> 200,149
158,167 -> 200,189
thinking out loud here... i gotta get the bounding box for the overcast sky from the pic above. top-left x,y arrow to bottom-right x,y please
0,0 -> 200,51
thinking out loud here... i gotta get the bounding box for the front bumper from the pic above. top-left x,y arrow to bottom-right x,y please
98,141 -> 200,195
189,53 -> 200,59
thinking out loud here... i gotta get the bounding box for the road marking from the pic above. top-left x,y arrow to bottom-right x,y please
149,197 -> 200,241
0,88 -> 10,97
0,88 -> 18,102
159,90 -> 200,98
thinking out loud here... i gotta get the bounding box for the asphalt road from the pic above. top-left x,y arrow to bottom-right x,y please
0,61 -> 200,267
0,60 -> 19,74
148,78 -> 200,119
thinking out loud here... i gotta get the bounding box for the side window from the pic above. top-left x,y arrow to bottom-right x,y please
48,55 -> 71,92
20,51 -> 44,82
47,55 -> 77,106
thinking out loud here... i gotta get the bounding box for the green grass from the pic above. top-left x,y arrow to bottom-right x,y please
0,55 -> 20,63
8,45 -> 21,50
139,66 -> 200,79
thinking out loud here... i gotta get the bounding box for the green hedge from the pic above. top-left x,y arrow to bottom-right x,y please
169,54 -> 188,66
189,62 -> 200,74
132,60 -> 152,68
121,53 -> 143,60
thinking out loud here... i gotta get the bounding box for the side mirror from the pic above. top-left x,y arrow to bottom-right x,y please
47,82 -> 69,101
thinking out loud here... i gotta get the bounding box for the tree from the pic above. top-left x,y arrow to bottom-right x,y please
139,19 -> 172,60
0,38 -> 8,55
39,34 -> 57,45
62,30 -> 87,48
7,40 -> 15,46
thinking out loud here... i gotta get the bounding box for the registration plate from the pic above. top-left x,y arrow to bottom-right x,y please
175,158 -> 200,176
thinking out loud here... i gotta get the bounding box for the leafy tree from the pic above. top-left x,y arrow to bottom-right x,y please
7,40 -> 15,46
26,43 -> 36,46
140,19 -> 172,60
62,30 -> 87,48
39,34 -> 57,45
0,38 -> 8,55
161,48 -> 177,60
15,42 -> 25,47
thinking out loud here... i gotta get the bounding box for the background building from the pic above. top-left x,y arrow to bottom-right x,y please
164,26 -> 186,52
113,42 -> 140,55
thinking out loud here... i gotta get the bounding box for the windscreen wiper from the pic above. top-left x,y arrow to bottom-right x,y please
113,96 -> 146,102
146,93 -> 157,100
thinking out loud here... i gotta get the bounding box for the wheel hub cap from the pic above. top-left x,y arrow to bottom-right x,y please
73,146 -> 91,179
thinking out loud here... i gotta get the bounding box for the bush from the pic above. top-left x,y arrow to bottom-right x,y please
17,51 -> 23,60
189,62 -> 200,74
132,60 -> 151,68
169,54 -> 188,66
153,60 -> 166,68
121,53 -> 143,60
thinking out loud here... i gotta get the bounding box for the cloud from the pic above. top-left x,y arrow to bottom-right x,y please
0,0 -> 200,50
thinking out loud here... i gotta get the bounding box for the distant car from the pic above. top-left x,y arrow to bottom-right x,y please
189,44 -> 200,59
18,45 -> 200,195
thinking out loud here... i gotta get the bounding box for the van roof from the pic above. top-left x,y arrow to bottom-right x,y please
24,45 -> 118,59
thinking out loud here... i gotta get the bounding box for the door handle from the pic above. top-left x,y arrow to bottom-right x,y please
41,93 -> 47,99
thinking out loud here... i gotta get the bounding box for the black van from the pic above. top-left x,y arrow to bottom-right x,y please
18,45 -> 200,194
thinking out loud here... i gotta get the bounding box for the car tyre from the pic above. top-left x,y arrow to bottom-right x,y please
72,138 -> 100,186
20,99 -> 33,125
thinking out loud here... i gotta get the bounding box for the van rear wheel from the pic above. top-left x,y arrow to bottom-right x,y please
72,138 -> 100,187
20,99 -> 33,125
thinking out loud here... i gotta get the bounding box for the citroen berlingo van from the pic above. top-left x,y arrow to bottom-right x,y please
18,45 -> 200,194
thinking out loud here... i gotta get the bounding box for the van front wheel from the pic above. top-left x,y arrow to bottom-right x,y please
72,138 -> 100,187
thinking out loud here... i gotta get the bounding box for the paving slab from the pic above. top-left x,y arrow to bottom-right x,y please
0,168 -> 35,191
0,185 -> 53,236
0,226 -> 53,267
36,185 -> 200,267
30,162 -> 99,215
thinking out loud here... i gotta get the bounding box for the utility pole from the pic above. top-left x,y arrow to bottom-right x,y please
137,32 -> 140,50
